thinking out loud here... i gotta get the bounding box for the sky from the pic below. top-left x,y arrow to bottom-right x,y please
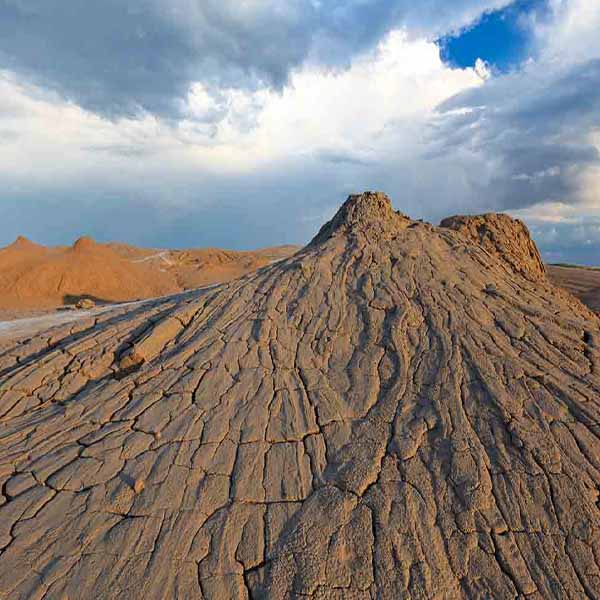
0,0 -> 599,264
439,0 -> 547,72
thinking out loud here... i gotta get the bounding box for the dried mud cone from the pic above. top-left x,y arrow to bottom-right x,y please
441,212 -> 547,282
0,192 -> 599,599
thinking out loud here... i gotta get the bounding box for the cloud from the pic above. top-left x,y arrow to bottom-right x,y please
0,1 -> 599,266
0,128 -> 19,143
514,203 -> 600,265
0,29 -> 488,248
0,0 -> 510,119
314,149 -> 375,167
0,30 -> 485,178
429,56 -> 600,215
535,0 -> 600,64
474,58 -> 492,80
423,0 -> 600,264
80,144 -> 157,158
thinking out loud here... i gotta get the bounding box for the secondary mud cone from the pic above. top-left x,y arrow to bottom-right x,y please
440,213 -> 547,282
1,192 -> 600,599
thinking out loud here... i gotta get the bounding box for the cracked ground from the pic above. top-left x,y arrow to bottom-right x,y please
1,192 -> 600,599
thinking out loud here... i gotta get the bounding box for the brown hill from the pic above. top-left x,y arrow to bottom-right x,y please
0,192 -> 599,599
0,236 -> 299,315
0,235 -> 179,310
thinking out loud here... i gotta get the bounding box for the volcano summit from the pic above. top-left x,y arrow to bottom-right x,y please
1,192 -> 599,599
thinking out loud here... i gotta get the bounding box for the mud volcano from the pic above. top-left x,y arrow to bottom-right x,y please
1,192 -> 600,599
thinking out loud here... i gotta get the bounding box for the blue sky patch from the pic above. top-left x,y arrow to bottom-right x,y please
438,0 -> 548,72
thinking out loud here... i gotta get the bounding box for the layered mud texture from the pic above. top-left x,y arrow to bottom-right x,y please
1,192 -> 600,599
440,213 -> 546,283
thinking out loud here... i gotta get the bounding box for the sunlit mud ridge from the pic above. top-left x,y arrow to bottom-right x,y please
1,192 -> 599,599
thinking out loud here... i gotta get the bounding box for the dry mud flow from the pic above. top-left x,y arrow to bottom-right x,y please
1,193 -> 600,599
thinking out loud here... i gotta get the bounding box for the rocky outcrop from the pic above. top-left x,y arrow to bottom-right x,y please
0,193 -> 599,599
441,212 -> 547,282
75,298 -> 96,310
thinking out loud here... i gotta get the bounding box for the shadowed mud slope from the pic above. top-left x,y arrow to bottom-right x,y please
1,192 -> 600,599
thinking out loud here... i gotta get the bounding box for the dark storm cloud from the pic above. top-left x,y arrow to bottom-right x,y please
431,58 -> 600,210
0,0 -> 509,119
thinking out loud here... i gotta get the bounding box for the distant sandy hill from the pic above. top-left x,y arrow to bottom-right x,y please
548,263 -> 600,313
0,236 -> 299,315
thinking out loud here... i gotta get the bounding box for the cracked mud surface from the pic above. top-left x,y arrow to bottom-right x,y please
1,192 -> 600,599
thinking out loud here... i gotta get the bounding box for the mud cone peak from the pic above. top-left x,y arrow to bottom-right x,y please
7,235 -> 40,251
340,190 -> 395,218
310,191 -> 410,245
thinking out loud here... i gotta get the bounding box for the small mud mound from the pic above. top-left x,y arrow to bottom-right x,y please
7,236 -> 44,252
70,236 -> 98,253
0,193 -> 599,599
441,212 -> 547,282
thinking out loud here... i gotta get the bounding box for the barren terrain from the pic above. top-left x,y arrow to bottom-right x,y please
0,193 -> 599,599
0,236 -> 298,318
548,264 -> 600,313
